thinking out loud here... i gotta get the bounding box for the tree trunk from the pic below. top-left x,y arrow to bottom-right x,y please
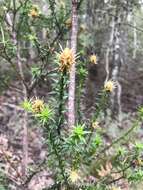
15,39 -> 28,177
133,15 -> 137,59
105,16 -> 115,82
111,10 -> 122,119
68,0 -> 78,128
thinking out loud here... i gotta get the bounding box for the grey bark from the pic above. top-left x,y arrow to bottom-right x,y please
105,16 -> 115,82
133,16 -> 137,59
111,10 -> 122,118
68,0 -> 78,128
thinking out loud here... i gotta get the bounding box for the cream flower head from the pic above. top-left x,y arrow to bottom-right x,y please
65,18 -> 72,28
28,6 -> 39,18
58,47 -> 75,72
92,121 -> 100,129
32,98 -> 44,113
104,80 -> 117,92
90,54 -> 97,64
69,170 -> 80,183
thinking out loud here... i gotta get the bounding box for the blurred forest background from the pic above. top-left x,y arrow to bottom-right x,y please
0,0 -> 143,190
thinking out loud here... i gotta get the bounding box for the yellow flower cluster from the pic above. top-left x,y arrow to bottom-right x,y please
104,80 -> 116,92
32,99 -> 44,113
28,6 -> 39,18
79,24 -> 86,33
92,121 -> 99,129
134,158 -> 143,166
69,170 -> 80,183
65,18 -> 72,28
90,54 -> 97,64
59,48 -> 75,72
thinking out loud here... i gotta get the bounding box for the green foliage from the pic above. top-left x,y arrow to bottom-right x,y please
116,147 -> 127,156
21,100 -> 32,112
22,99 -> 53,125
129,170 -> 143,182
92,134 -> 102,147
71,124 -> 89,142
134,142 -> 143,152
31,67 -> 41,79
0,172 -> 7,190
138,106 -> 143,120
35,105 -> 54,125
